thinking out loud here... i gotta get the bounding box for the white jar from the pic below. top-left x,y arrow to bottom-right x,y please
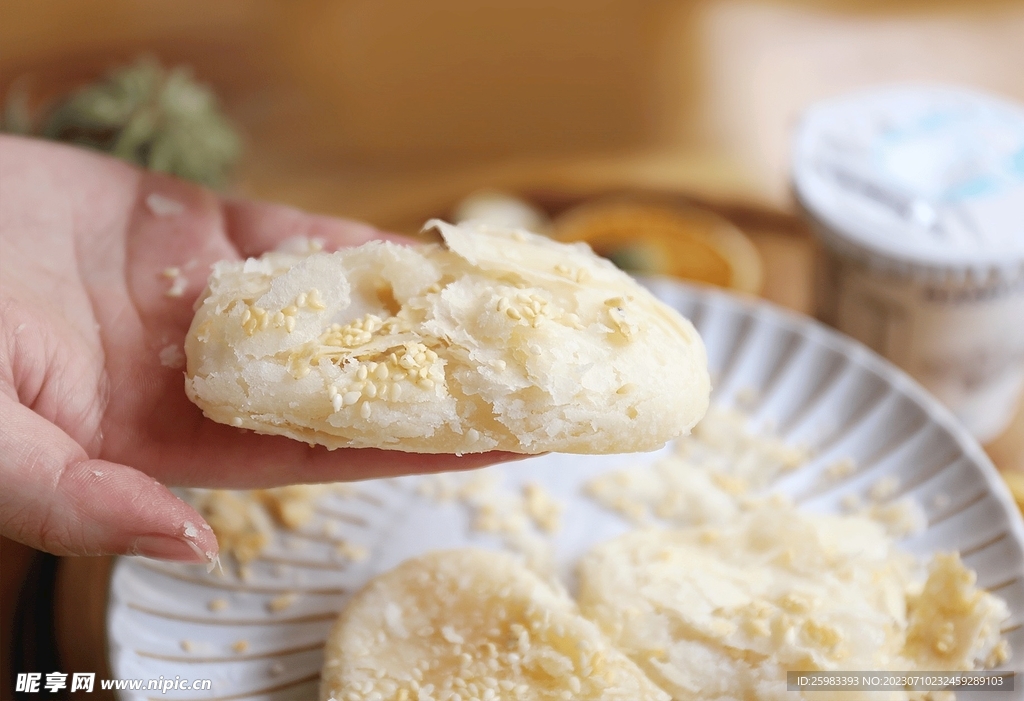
792,85 -> 1024,443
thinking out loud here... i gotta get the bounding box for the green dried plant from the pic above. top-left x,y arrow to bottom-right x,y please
3,57 -> 241,188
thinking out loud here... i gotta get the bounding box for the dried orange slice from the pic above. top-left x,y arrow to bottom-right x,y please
552,201 -> 763,294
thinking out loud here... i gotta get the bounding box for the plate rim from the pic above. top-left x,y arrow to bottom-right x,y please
641,275 -> 1024,550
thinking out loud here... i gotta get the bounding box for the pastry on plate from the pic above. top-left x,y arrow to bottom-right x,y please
320,549 -> 669,701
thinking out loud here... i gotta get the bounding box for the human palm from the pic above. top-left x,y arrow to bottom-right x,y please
0,136 -> 506,561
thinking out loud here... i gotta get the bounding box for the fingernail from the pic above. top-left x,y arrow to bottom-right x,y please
130,534 -> 208,563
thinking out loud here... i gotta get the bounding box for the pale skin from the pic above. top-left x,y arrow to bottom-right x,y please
0,135 -> 515,563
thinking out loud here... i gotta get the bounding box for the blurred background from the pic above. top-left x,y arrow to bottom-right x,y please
5,0 -> 1024,221
3,0 -> 1024,696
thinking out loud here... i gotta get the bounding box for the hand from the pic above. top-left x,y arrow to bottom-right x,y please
0,136 -> 511,563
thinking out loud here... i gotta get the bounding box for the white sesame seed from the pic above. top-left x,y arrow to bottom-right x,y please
308,289 -> 326,310
207,597 -> 228,612
267,592 -> 298,612
343,391 -> 361,406
332,394 -> 344,412
360,402 -> 372,419
441,626 -> 464,644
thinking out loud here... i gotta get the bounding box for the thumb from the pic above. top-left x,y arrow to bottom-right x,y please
0,394 -> 218,563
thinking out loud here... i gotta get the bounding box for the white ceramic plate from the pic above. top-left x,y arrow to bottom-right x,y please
108,280 -> 1024,701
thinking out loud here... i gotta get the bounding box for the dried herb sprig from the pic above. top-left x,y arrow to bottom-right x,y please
3,57 -> 241,188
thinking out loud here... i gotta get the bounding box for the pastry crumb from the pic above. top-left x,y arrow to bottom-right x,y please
870,475 -> 901,502
146,193 -> 185,217
165,275 -> 188,297
522,482 -> 563,533
824,457 -> 856,480
334,541 -> 369,562
267,592 -> 297,613
159,344 -> 185,368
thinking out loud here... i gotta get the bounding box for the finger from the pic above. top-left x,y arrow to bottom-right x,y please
123,172 -> 239,336
115,391 -> 528,487
220,198 -> 415,256
170,439 -> 531,489
0,394 -> 218,563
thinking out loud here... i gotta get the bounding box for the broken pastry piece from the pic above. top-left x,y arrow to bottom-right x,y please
576,504 -> 1010,701
320,549 -> 669,701
184,220 -> 709,453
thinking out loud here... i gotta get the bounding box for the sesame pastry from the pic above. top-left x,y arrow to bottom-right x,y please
320,549 -> 670,701
577,503 -> 1010,701
184,220 -> 709,454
